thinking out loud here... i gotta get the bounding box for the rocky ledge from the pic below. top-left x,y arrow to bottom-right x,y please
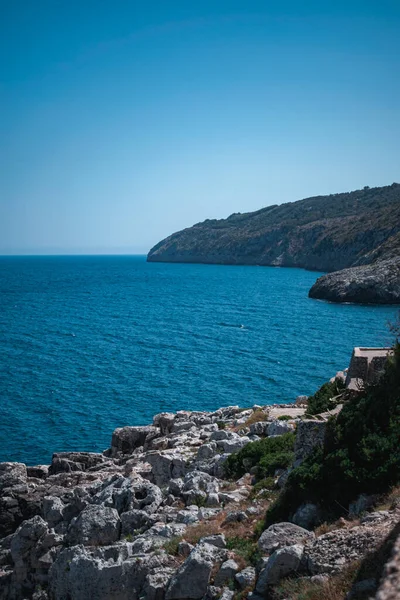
308,257 -> 400,304
0,401 -> 399,600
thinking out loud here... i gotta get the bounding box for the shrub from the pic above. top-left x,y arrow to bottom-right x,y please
266,343 -> 400,524
277,415 -> 292,421
224,432 -> 295,479
306,379 -> 345,416
163,536 -> 182,555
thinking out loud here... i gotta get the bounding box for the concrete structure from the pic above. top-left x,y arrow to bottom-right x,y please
345,347 -> 393,390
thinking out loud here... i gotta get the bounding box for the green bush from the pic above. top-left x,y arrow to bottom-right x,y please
265,343 -> 400,525
306,379 -> 345,415
277,415 -> 292,421
224,432 -> 295,479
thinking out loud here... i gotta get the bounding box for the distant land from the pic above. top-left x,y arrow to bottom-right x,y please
147,183 -> 400,304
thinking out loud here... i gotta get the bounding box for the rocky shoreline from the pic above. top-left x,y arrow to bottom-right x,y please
1,398 -> 399,600
308,257 -> 400,304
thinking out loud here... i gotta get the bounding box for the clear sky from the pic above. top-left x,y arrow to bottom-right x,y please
1,0 -> 399,254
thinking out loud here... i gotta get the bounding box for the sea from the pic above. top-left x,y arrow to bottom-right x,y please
0,255 -> 397,466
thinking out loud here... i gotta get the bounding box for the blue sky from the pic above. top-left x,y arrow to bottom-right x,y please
1,0 -> 399,254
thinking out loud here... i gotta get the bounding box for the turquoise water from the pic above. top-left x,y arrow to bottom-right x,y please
0,255 -> 397,465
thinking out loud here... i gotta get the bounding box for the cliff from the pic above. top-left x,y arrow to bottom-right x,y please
147,183 -> 400,303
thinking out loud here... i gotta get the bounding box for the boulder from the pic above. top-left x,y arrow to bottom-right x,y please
143,568 -> 176,600
235,566 -> 256,589
256,545 -> 304,592
258,522 -> 315,555
0,462 -> 27,492
111,426 -> 158,456
166,543 -> 227,599
267,421 -> 294,436
146,452 -> 187,486
67,505 -> 121,546
214,559 -> 239,586
48,452 -> 110,475
49,544 -> 169,600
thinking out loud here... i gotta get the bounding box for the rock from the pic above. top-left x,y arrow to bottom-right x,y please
235,566 -> 256,589
199,534 -> 226,549
219,589 -> 235,600
267,421 -> 294,436
49,452 -> 111,475
169,478 -> 184,497
27,465 -> 49,479
214,559 -> 239,586
258,522 -> 315,555
197,443 -> 217,461
49,544 -> 170,600
111,426 -> 158,456
308,257 -> 400,305
172,421 -> 195,433
166,543 -> 227,599
210,430 -> 230,442
10,515 -> 58,597
292,503 -> 320,529
67,505 -> 121,546
0,462 -> 27,492
93,476 -> 162,514
223,511 -> 248,524
249,421 -> 269,436
256,545 -> 304,592
143,568 -> 176,600
42,496 -> 65,527
178,541 -> 194,557
206,493 -> 220,507
120,509 -> 154,535
217,437 -> 251,455
375,530 -> 400,600
154,413 -> 176,435
146,452 -> 187,486
305,519 -> 395,575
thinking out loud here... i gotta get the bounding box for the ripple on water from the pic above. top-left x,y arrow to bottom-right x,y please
0,255 -> 397,464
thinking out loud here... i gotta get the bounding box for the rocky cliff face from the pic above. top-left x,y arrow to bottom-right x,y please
147,183 -> 400,303
148,184 -> 400,272
1,401 -> 399,600
309,256 -> 400,304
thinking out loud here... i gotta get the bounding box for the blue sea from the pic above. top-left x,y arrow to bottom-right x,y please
0,255 -> 397,466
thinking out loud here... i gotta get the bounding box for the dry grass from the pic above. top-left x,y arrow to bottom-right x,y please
231,409 -> 269,432
271,560 -> 361,600
375,485 -> 400,511
314,516 -> 360,537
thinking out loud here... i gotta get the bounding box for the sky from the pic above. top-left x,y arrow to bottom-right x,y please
1,0 -> 399,255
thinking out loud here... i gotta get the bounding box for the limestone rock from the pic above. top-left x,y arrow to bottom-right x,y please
235,566 -> 256,589
256,545 -> 304,592
214,559 -> 239,586
258,522 -> 315,555
166,543 -> 227,599
67,505 -> 121,546
111,426 -> 158,456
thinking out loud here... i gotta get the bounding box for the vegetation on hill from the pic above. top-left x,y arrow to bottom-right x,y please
148,183 -> 400,274
306,379 -> 346,416
224,432 -> 295,480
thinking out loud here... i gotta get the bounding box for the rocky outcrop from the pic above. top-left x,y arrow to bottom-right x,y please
1,399 -> 399,600
308,256 -> 400,304
147,184 -> 400,303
